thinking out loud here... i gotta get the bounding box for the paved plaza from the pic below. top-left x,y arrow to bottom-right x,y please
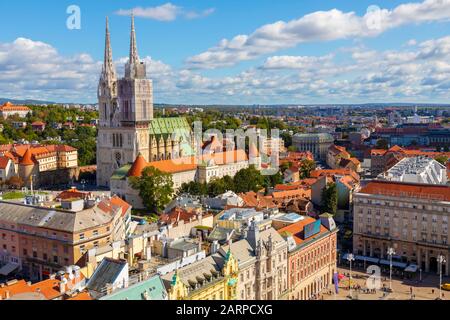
321,267 -> 449,300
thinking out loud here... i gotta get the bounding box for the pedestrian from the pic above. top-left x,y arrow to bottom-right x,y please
432,289 -> 435,295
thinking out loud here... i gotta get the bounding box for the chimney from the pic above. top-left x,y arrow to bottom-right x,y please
73,266 -> 81,281
60,279 -> 67,294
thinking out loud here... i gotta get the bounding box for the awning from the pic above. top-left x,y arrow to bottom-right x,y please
405,264 -> 418,273
355,255 -> 380,264
0,263 -> 19,276
379,259 -> 407,268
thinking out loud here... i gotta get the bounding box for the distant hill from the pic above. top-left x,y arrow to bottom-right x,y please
0,98 -> 56,105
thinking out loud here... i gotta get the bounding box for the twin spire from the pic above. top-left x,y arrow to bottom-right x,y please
129,14 -> 139,66
102,16 -> 116,81
102,14 -> 141,81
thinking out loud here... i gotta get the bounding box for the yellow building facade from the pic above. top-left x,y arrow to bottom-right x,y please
166,250 -> 239,300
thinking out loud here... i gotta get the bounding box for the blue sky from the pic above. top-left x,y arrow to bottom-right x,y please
1,0 -> 450,104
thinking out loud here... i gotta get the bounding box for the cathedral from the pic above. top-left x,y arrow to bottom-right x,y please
96,16 -> 193,187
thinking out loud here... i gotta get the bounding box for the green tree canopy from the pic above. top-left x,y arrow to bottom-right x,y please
130,166 -> 174,214
299,159 -> 316,179
434,155 -> 449,166
375,139 -> 389,150
321,183 -> 338,215
233,165 -> 265,193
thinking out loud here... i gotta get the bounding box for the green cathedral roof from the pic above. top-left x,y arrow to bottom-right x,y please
149,117 -> 191,136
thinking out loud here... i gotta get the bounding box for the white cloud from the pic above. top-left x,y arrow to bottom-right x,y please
3,35 -> 450,104
0,38 -> 100,102
262,54 -> 334,70
186,0 -> 450,69
115,3 -> 215,22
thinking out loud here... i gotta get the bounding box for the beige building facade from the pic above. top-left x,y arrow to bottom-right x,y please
353,181 -> 450,276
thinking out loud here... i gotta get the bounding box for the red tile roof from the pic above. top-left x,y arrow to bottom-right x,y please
359,181 -> 450,202
0,102 -> 31,112
127,153 -> 147,177
20,148 -> 35,166
277,217 -> 329,245
130,150 -> 249,176
0,156 -> 11,169
239,191 -> 277,209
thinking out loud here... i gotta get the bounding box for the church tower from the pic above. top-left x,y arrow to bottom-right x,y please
97,15 -> 154,187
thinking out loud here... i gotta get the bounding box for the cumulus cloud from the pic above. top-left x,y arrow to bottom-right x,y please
3,35 -> 450,104
186,0 -> 450,69
115,3 -> 215,22
0,38 -> 100,102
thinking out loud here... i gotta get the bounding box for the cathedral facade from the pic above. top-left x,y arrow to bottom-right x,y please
97,16 -> 193,187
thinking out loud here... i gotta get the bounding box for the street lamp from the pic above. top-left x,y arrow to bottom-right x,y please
438,254 -> 446,300
347,253 -> 355,299
387,247 -> 395,292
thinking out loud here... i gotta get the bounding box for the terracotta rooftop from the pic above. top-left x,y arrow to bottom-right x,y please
359,181 -> 450,202
0,102 -> 31,112
128,150 -> 249,176
127,153 -> 148,177
277,217 -> 330,246
20,148 -> 34,166
0,156 -> 11,169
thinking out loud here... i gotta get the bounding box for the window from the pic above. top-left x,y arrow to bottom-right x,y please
93,230 -> 99,236
53,256 -> 58,263
79,233 -> 85,240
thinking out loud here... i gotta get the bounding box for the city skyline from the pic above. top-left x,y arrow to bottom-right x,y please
2,0 -> 450,104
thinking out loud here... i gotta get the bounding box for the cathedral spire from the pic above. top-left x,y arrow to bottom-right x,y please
129,13 -> 139,65
102,16 -> 116,80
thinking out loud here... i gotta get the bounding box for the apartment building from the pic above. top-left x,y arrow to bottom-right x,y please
278,214 -> 338,300
0,196 -> 131,281
353,181 -> 450,275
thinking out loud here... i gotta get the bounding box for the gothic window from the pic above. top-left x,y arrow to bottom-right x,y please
115,153 -> 122,168
143,100 -> 147,119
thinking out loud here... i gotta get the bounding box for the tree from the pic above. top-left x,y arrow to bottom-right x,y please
208,178 -> 227,197
6,176 -> 24,189
321,183 -> 337,215
233,165 -> 265,193
129,166 -> 174,214
179,181 -> 207,196
375,139 -> 389,150
299,159 -> 316,179
434,155 -> 449,166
